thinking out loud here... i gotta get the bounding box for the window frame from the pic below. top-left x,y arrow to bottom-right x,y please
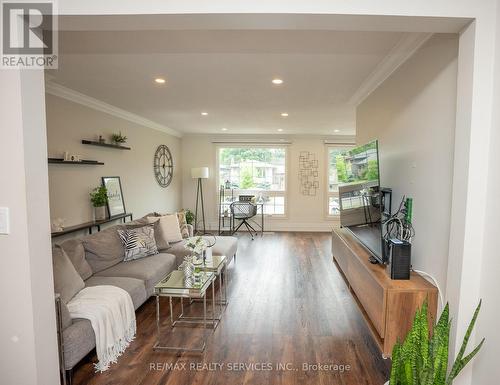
324,144 -> 354,219
215,144 -> 289,218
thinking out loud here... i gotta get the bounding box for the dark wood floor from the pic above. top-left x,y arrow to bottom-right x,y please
72,232 -> 390,385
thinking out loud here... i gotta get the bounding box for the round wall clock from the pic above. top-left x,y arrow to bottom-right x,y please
153,145 -> 173,187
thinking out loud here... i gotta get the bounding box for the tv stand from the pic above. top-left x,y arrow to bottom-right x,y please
332,227 -> 438,357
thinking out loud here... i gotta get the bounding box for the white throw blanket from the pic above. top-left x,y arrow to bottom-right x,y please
67,285 -> 136,372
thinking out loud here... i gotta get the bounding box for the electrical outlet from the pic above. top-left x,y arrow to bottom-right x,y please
0,207 -> 10,234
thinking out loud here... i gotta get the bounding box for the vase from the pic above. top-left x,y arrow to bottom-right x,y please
181,256 -> 195,278
94,206 -> 106,221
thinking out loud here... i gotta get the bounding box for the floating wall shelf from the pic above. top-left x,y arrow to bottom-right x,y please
48,158 -> 104,165
81,140 -> 131,150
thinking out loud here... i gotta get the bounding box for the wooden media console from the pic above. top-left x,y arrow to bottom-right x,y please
331,227 -> 438,357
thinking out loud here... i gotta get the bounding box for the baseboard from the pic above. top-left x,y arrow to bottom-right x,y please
203,220 -> 337,233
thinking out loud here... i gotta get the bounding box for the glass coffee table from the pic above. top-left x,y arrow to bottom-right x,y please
193,254 -> 229,310
153,270 -> 216,353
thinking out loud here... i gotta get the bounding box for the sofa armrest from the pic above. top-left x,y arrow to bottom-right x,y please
186,224 -> 194,237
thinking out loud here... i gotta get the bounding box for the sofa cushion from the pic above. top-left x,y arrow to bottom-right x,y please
166,240 -> 192,266
84,276 -> 147,310
94,253 -> 176,296
148,214 -> 183,243
62,318 -> 95,370
211,236 -> 238,262
125,220 -> 169,251
126,213 -> 156,226
82,226 -> 125,273
52,246 -> 85,304
167,236 -> 238,266
57,238 -> 93,280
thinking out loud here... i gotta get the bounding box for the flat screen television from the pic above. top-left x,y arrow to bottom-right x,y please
336,140 -> 388,264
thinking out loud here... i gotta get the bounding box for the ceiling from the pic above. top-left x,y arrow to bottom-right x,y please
47,26 -> 416,136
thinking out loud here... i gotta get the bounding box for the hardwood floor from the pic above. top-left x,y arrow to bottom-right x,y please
72,232 -> 390,385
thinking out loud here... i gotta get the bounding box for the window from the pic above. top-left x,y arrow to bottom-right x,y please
218,147 -> 286,215
326,146 -> 352,216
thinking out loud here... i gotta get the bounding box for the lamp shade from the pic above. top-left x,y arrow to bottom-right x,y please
191,167 -> 209,179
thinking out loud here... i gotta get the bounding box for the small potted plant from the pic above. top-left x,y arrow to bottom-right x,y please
386,300 -> 484,385
184,209 -> 194,225
90,185 -> 108,221
111,131 -> 127,145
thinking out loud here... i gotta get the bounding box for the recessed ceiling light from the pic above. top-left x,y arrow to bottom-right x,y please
334,129 -> 340,133
277,128 -> 283,132
201,112 -> 208,116
281,112 -> 289,117
154,77 -> 166,84
272,78 -> 283,85
221,127 -> 228,131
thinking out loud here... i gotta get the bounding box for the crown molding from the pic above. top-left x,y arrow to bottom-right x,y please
349,32 -> 433,106
44,80 -> 182,138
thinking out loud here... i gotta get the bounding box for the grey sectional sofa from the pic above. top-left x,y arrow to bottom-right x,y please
53,216 -> 237,380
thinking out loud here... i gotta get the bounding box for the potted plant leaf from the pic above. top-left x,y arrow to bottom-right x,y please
184,209 -> 194,225
111,131 -> 127,145
386,300 -> 484,385
90,185 -> 108,221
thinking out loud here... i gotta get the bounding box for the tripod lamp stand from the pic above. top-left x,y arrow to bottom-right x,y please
191,167 -> 209,234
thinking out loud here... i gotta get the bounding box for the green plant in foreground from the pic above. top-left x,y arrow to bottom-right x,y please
90,186 -> 108,207
390,300 -> 484,385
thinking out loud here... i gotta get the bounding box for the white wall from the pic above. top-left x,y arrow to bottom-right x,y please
471,1 -> 500,384
0,71 -> 59,385
46,94 -> 182,228
356,35 -> 458,294
181,134 -> 353,232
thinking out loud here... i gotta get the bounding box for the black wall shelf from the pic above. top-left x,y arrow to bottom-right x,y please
51,213 -> 133,237
48,158 -> 104,165
82,140 -> 131,150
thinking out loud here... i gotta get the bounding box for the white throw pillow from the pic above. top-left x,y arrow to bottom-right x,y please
148,214 -> 183,243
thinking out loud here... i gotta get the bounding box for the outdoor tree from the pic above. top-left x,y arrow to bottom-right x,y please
336,155 -> 348,183
365,160 -> 379,181
220,148 -> 285,164
240,166 -> 255,189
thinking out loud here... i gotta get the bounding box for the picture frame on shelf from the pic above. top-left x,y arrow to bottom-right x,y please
102,176 -> 126,217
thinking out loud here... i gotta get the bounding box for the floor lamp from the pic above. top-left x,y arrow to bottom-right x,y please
191,167 -> 209,234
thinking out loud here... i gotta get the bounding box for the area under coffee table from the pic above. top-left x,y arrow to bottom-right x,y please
153,270 -> 216,353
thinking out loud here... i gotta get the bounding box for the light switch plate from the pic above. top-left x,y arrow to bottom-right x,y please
0,207 -> 10,234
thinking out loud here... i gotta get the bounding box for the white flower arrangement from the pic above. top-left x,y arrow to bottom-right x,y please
184,236 -> 208,255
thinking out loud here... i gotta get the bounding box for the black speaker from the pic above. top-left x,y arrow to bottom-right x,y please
386,239 -> 411,280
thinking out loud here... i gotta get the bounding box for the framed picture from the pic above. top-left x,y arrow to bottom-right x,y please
102,176 -> 126,217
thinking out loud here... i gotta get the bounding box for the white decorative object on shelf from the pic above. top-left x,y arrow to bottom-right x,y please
51,218 -> 65,232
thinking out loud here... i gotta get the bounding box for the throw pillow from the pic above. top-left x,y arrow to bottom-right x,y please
147,214 -> 183,243
82,226 -> 125,273
57,238 -> 93,280
177,210 -> 190,239
52,246 -> 85,304
125,220 -> 170,251
117,225 -> 159,262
